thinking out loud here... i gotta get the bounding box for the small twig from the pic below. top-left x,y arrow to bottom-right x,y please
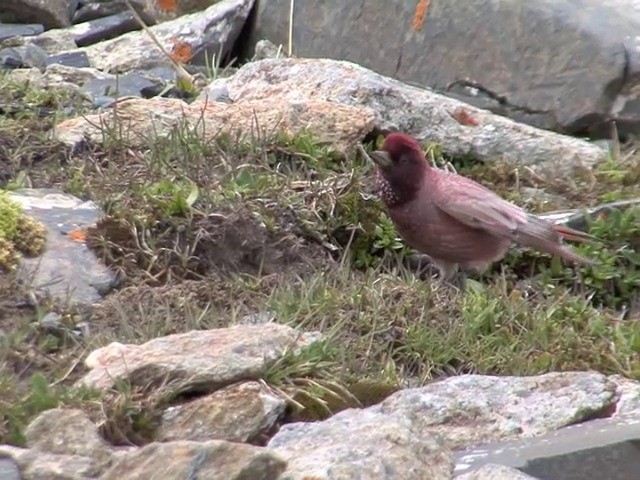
288,0 -> 295,56
123,0 -> 194,84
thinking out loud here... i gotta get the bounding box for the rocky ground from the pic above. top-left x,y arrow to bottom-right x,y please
0,1 -> 640,479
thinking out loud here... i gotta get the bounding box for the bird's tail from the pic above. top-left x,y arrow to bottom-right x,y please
518,216 -> 597,266
552,224 -> 598,243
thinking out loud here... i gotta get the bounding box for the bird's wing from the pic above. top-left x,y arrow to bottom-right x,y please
433,174 -> 529,240
431,172 -> 595,265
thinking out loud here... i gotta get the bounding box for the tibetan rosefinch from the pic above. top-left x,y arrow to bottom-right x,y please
367,133 -> 595,281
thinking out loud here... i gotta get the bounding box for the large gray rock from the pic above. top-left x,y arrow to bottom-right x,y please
79,0 -> 254,73
249,0 -> 640,138
375,371 -> 616,449
77,323 -> 316,393
9,188 -> 117,306
157,381 -> 286,443
0,444 -> 101,480
100,440 -> 286,480
25,408 -> 114,470
202,57 -> 608,178
268,408 -> 454,480
0,0 -> 78,29
455,416 -> 640,480
54,96 -> 375,157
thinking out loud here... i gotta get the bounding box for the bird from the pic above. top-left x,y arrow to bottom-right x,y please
366,132 -> 596,282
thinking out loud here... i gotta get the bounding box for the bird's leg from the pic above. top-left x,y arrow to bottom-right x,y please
432,260 -> 463,290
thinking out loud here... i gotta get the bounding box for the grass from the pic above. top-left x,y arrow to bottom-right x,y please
0,71 -> 639,448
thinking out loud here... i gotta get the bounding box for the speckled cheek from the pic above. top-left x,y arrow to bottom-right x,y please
375,172 -> 398,207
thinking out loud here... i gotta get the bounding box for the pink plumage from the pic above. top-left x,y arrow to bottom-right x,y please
368,133 -> 595,280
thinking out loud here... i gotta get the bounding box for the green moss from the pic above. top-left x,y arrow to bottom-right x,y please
0,192 -> 22,241
0,192 -> 47,270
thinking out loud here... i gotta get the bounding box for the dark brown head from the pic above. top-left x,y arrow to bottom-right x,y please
369,133 -> 429,207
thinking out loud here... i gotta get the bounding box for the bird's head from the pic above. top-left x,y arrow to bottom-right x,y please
368,133 -> 429,207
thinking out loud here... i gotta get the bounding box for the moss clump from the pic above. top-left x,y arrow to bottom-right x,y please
0,192 -> 48,270
0,192 -> 22,241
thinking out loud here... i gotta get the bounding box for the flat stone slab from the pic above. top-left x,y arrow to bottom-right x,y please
456,416 -> 640,480
9,188 -> 117,306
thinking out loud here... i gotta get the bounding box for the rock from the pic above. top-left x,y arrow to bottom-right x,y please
269,408 -> 454,479
157,381 -> 285,443
609,374 -> 640,418
252,38 -> 286,61
73,0 -> 224,25
249,0 -> 640,138
0,0 -> 78,29
0,47 -> 27,69
202,57 -> 608,178
42,63 -> 112,86
0,43 -> 48,70
539,198 -> 640,231
25,408 -> 114,471
46,50 -> 90,68
456,464 -> 540,479
141,0 -> 238,23
100,440 -> 286,480
73,0 -> 152,25
81,0 -> 254,73
24,30 -> 78,54
0,455 -> 21,480
54,96 -> 375,157
80,70 -> 166,105
78,323 -> 314,392
455,416 -> 640,480
8,188 -> 118,306
69,11 -> 143,47
375,371 -> 616,450
0,23 -> 44,42
0,444 -> 100,480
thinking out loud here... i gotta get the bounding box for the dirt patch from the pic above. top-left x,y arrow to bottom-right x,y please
87,200 -> 333,286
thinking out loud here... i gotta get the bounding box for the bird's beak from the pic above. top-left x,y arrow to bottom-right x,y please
368,150 -> 392,168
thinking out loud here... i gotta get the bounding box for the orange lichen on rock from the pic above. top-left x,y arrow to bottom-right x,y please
170,40 -> 194,63
157,0 -> 179,12
412,0 -> 431,31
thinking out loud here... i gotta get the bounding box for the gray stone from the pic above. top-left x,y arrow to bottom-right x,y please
73,0 -> 151,25
157,381 -> 286,443
539,198 -> 640,231
43,63 -> 113,86
46,50 -> 91,68
0,456 -> 21,480
0,43 -> 48,70
375,371 -> 616,450
8,188 -> 118,307
204,57 -> 608,178
77,323 -> 314,393
0,444 -> 99,480
248,0 -> 640,138
82,0 -> 254,73
269,408 -> 454,479
25,408 -> 114,469
609,374 -> 640,419
455,416 -> 640,480
69,11 -> 143,47
80,70 -> 164,102
0,47 -> 26,69
24,30 -> 77,54
457,464 -> 540,479
101,440 -> 286,480
0,23 -> 44,42
54,96 -> 374,157
0,0 -> 78,29
22,43 -> 49,70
